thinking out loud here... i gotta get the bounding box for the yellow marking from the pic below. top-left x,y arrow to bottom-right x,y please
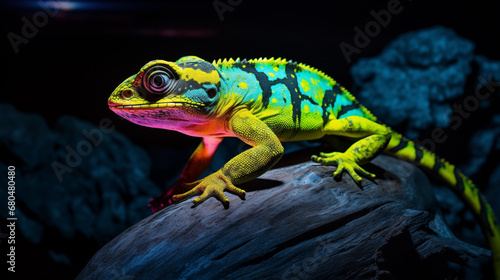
271,98 -> 278,104
113,100 -> 204,110
268,72 -> 275,77
141,60 -> 181,74
181,68 -> 219,84
328,80 -> 337,87
300,79 -> 310,92
304,104 -> 310,113
295,88 -> 298,92
420,151 -> 435,168
238,82 -> 248,89
313,87 -> 324,105
394,146 -> 416,161
273,66 -> 279,72
439,164 -> 457,186
310,78 -> 318,85
344,90 -> 357,102
242,65 -> 246,68
291,74 -> 295,78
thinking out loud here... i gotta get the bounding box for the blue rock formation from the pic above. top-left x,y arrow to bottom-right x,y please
351,26 -> 499,138
0,103 -> 161,269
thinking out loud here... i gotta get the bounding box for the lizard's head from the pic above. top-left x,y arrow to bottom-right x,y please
108,56 -> 222,133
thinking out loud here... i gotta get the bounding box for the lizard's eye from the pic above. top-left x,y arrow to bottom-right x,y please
150,73 -> 169,92
143,65 -> 176,95
121,89 -> 133,99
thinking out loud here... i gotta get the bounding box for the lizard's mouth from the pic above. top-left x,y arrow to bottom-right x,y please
108,101 -> 205,110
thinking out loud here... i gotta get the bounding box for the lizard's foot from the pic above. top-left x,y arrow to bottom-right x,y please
311,151 -> 375,183
172,171 -> 246,209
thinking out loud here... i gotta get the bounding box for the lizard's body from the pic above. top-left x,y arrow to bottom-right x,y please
108,56 -> 500,277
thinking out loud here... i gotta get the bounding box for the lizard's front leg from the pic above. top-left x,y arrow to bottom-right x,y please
149,136 -> 222,213
312,116 -> 392,183
172,109 -> 284,208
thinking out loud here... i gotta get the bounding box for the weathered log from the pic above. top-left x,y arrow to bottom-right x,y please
77,155 -> 489,280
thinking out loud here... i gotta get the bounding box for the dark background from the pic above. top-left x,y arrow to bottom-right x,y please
1,0 -> 499,279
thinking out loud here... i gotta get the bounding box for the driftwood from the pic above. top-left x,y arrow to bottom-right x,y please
77,155 -> 489,280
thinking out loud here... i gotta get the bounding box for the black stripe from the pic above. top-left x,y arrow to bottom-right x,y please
432,155 -> 444,173
479,195 -> 495,236
279,63 -> 301,125
415,147 -> 423,163
239,61 -> 305,126
337,104 -> 360,119
238,63 -> 273,109
389,137 -> 408,153
321,87 -> 338,125
454,168 -> 465,193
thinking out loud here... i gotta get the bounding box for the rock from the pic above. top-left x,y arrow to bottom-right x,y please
77,155 -> 490,280
463,127 -> 500,177
350,26 -> 500,139
350,26 -> 475,138
475,55 -> 500,89
0,103 -> 161,272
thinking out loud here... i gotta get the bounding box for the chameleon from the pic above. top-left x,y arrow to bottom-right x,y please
108,55 -> 500,277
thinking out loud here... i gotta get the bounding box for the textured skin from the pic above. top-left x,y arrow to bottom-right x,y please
108,56 -> 499,277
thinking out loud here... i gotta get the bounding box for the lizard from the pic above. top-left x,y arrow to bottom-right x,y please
108,55 -> 500,277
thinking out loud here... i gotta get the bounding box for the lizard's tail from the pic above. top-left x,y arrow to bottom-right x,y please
384,132 -> 500,279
